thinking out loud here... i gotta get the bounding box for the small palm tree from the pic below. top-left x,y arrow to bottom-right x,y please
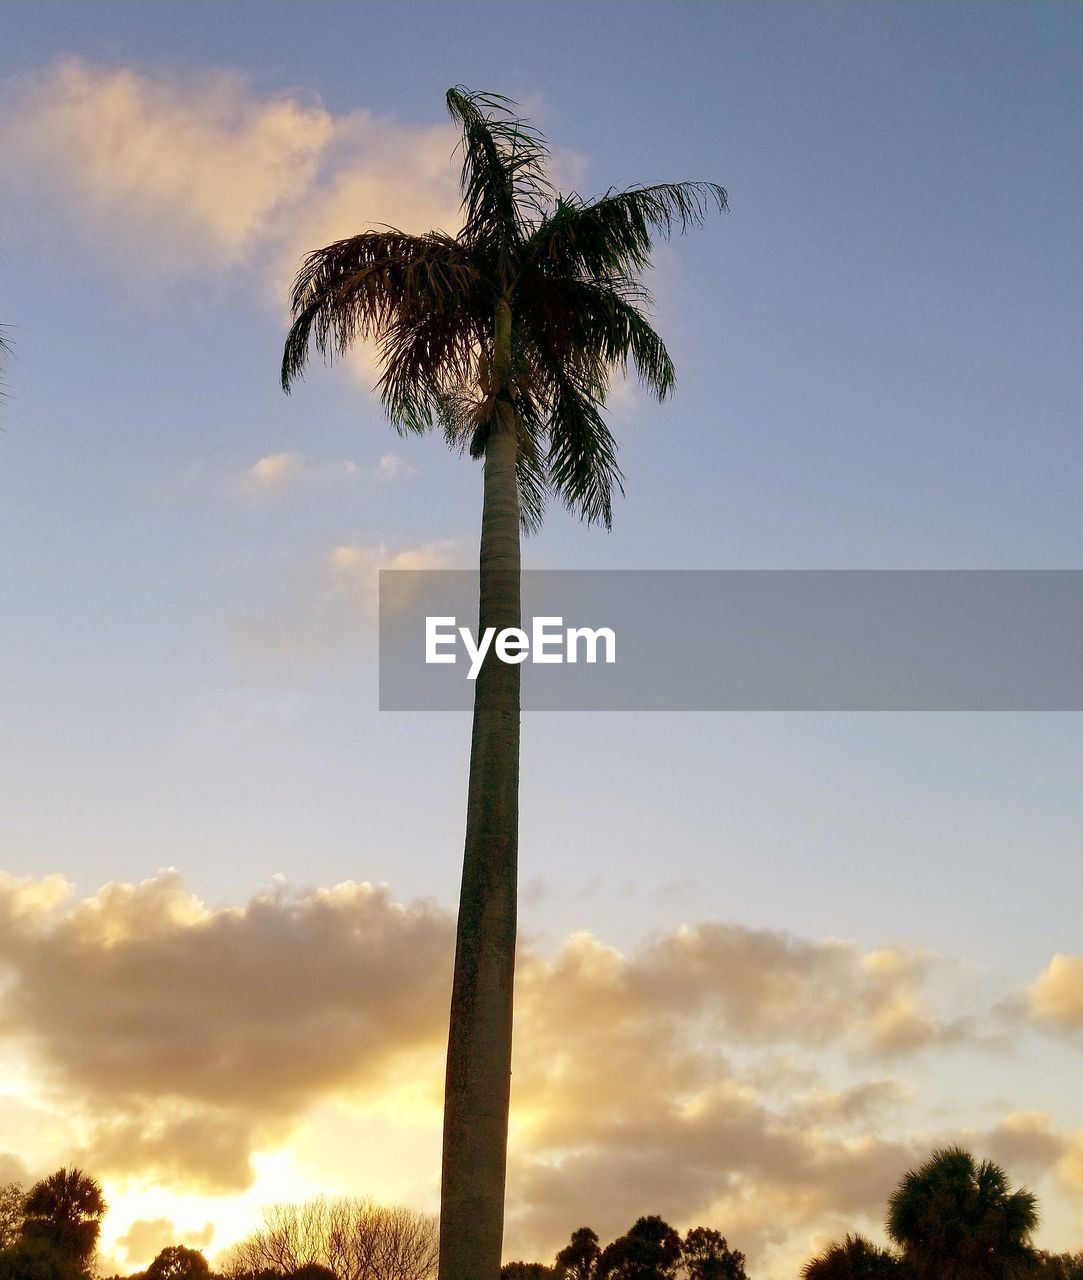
21,1168 -> 105,1266
887,1146 -> 1038,1280
802,1234 -> 900,1279
282,87 -> 725,1280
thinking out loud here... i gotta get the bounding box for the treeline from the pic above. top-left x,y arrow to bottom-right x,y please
223,1199 -> 437,1280
3,1148 -> 1083,1280
800,1147 -> 1083,1280
501,1147 -> 1083,1280
503,1220 -> 746,1280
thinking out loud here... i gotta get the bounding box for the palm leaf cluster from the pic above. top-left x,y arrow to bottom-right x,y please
887,1146 -> 1038,1279
282,86 -> 726,529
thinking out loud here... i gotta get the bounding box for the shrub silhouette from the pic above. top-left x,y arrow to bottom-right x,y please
801,1234 -> 900,1279
144,1248 -> 211,1280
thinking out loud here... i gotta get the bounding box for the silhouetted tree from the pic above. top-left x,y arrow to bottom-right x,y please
887,1147 -> 1038,1280
281,87 -> 725,1280
556,1229 -> 600,1280
144,1247 -> 212,1280
597,1218 -> 682,1280
227,1198 -> 436,1280
1031,1254 -> 1083,1280
290,1266 -> 337,1280
19,1170 -> 105,1270
0,1187 -> 24,1253
501,1265 -> 556,1280
801,1234 -> 901,1279
0,1236 -> 88,1280
680,1228 -> 746,1280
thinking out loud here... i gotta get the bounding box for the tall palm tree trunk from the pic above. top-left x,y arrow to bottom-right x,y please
439,301 -> 521,1280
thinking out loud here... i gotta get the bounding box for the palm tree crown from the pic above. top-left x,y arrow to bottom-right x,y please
22,1170 -> 104,1229
887,1146 -> 1038,1280
282,86 -> 726,530
802,1233 -> 900,1279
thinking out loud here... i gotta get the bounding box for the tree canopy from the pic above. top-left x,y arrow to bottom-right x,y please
19,1170 -> 105,1270
143,1248 -> 211,1280
887,1146 -> 1039,1280
282,86 -> 726,531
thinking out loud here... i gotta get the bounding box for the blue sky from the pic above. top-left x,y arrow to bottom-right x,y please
1,3 -> 1082,1277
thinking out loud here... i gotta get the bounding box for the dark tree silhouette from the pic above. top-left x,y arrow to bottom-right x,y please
556,1229 -> 600,1280
20,1170 -> 105,1268
144,1248 -> 211,1280
1032,1253 -> 1083,1280
0,1237 -> 89,1280
289,1267 -> 337,1280
887,1147 -> 1038,1280
597,1218 -> 683,1280
281,87 -> 725,1280
501,1266 -> 555,1280
801,1234 -> 901,1280
680,1229 -> 746,1280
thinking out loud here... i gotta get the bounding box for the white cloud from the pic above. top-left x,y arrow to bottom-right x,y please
232,535 -> 462,665
1030,954 -> 1083,1030
239,452 -> 409,499
117,1216 -> 215,1269
4,60 -> 334,268
0,866 -> 1049,1275
2,58 -> 461,286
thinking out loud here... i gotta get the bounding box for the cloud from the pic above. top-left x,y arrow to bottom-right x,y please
1029,954 -> 1083,1030
0,869 -> 1057,1275
4,60 -> 334,267
245,453 -> 306,494
2,58 -> 461,282
118,1217 -> 215,1270
0,1153 -> 30,1186
239,452 -> 408,499
1057,1129 -> 1083,1197
234,536 -> 462,663
500,926 -> 971,1269
0,871 -> 454,1191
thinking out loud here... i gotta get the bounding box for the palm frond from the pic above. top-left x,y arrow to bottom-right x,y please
281,87 -> 728,534
446,86 -> 552,254
544,367 -> 624,529
510,387 -> 551,533
282,229 -> 481,391
519,271 -> 675,400
525,181 -> 727,280
376,307 -> 486,434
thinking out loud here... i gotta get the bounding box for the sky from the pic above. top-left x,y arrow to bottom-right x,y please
1,2 -> 1082,1277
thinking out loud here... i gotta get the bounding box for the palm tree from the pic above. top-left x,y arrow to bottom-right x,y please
886,1146 -> 1038,1280
802,1234 -> 900,1280
20,1168 -> 105,1266
281,86 -> 725,1280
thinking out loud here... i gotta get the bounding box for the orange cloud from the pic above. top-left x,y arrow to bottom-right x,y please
0,870 -> 1071,1276
1030,954 -> 1083,1030
2,58 -> 461,285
